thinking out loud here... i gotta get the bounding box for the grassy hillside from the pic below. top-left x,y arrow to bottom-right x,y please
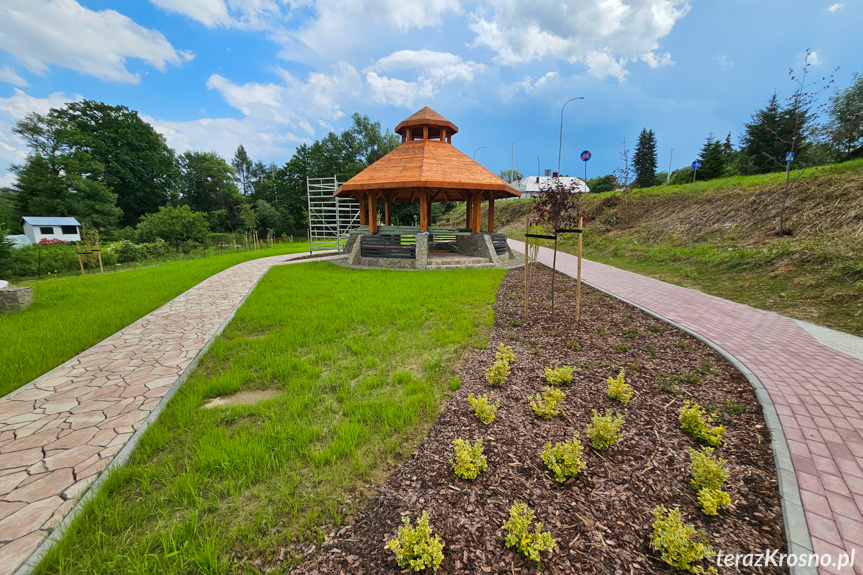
441,160 -> 863,335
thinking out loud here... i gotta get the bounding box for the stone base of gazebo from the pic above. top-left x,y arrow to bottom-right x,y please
343,230 -> 514,270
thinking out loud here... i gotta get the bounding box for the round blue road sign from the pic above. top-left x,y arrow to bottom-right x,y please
692,160 -> 702,170
581,150 -> 591,161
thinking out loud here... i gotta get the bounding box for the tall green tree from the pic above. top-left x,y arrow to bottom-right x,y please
828,73 -> 863,155
176,151 -> 243,232
11,112 -> 122,229
54,100 -> 176,227
232,144 -> 254,196
633,128 -> 657,188
137,205 -> 209,251
698,134 -> 726,180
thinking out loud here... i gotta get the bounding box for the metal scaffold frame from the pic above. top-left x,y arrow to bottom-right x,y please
306,176 -> 359,253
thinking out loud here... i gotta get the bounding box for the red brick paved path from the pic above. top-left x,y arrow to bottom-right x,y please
511,240 -> 863,574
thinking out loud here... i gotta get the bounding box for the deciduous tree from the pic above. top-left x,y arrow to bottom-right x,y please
137,205 -> 209,251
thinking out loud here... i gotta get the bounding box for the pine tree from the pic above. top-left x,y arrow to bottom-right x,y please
633,128 -> 657,188
698,134 -> 726,180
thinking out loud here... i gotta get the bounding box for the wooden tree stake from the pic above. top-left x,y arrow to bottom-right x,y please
576,216 -> 583,322
524,214 -> 529,319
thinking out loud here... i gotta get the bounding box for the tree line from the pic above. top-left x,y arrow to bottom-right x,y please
588,69 -> 863,192
0,101 -> 402,243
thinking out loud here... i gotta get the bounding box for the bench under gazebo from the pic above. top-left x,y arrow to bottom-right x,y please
337,107 -> 520,269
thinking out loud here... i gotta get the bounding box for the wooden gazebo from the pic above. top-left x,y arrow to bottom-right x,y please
334,107 -> 520,234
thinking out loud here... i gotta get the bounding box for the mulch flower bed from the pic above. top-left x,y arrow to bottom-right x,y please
295,265 -> 787,574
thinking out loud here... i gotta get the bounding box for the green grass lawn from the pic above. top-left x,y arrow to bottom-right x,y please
35,263 -> 503,574
0,242 -> 308,397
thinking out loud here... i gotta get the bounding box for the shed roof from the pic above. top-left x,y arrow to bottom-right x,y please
336,108 -> 519,202
21,216 -> 81,226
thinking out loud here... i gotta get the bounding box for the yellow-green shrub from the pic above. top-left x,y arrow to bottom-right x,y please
542,436 -> 587,482
529,386 -> 565,419
485,358 -> 510,386
452,439 -> 487,480
544,365 -> 574,386
502,501 -> 556,564
587,409 -> 624,450
690,447 -> 730,515
496,344 -> 515,365
698,488 -> 731,516
650,506 -> 717,574
679,401 -> 725,446
386,511 -> 445,572
468,392 -> 499,425
607,369 -> 633,404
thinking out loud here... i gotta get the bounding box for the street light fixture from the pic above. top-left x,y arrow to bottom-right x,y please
473,146 -> 486,161
557,97 -> 584,176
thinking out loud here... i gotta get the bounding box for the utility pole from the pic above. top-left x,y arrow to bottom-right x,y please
666,148 -> 673,185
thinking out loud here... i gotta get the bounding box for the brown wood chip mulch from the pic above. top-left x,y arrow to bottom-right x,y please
292,265 -> 787,574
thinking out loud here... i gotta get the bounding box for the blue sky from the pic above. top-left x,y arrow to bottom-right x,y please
0,0 -> 860,187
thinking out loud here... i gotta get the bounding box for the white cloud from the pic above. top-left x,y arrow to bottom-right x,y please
148,62 -> 360,165
363,50 -> 484,108
469,0 -> 689,81
148,0 -> 285,29
712,54 -> 733,68
0,0 -> 193,84
0,67 -> 28,87
0,89 -> 79,186
289,0 -> 461,58
827,3 -> 844,12
806,50 -> 822,66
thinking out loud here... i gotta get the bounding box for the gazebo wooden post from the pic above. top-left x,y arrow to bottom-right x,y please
426,194 -> 433,228
470,192 -> 481,233
419,191 -> 429,233
488,194 -> 495,232
368,193 -> 378,233
384,194 -> 392,226
359,192 -> 367,226
465,196 -> 472,230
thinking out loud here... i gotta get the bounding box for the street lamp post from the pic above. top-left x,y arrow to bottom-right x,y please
473,146 -> 486,161
557,97 -> 584,176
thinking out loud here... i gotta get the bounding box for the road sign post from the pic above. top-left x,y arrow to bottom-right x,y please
691,160 -> 702,183
580,150 -> 591,183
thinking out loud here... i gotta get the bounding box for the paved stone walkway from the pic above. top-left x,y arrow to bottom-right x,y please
511,240 -> 863,574
0,252 -> 333,575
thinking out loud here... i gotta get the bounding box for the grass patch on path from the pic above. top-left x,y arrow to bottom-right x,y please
0,242 -> 308,397
35,263 -> 503,574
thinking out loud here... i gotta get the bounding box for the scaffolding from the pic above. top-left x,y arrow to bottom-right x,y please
306,176 -> 359,253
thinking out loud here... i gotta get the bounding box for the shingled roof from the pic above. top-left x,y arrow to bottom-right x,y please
335,108 -> 519,202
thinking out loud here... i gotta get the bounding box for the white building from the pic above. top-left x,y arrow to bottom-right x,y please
21,217 -> 82,244
511,176 -> 590,198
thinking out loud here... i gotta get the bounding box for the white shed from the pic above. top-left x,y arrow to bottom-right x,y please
21,217 -> 82,244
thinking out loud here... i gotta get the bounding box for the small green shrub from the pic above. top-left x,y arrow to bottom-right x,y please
542,436 -> 587,482
587,409 -> 624,450
690,447 -> 730,515
468,392 -> 499,425
452,439 -> 487,480
529,386 -> 565,419
386,511 -> 445,572
607,369 -> 633,404
496,344 -> 515,365
679,401 -> 725,446
566,341 -> 581,351
485,358 -> 511,386
650,506 -> 716,574
502,502 -> 556,564
544,365 -> 574,386
698,488 -> 731,516
449,377 -> 461,391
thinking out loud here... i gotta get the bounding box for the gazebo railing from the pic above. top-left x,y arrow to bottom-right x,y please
360,234 -> 417,259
